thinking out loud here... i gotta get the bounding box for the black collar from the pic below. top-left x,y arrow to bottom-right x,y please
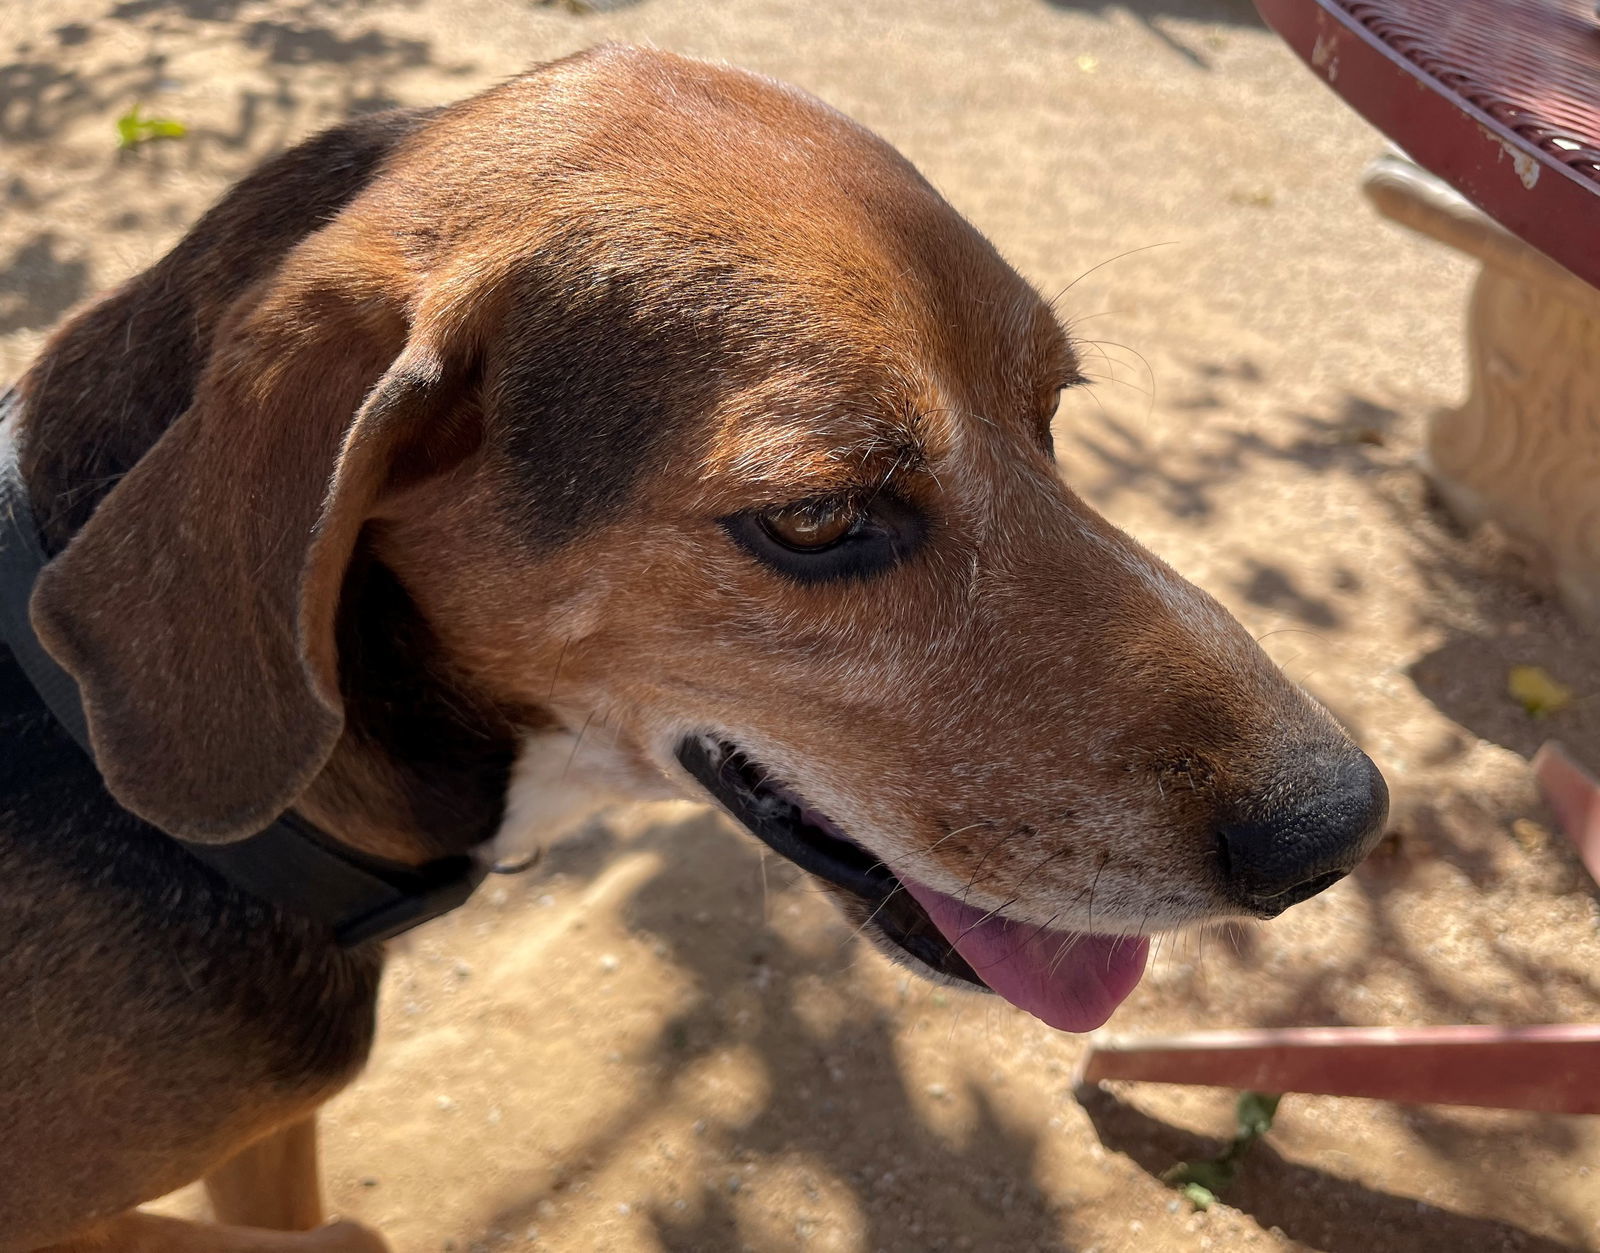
0,393 -> 487,946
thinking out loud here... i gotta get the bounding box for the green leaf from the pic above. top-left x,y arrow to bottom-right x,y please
116,105 -> 187,149
1180,1182 -> 1216,1211
115,108 -> 142,149
1163,1158 -> 1235,1192
1508,665 -> 1572,718
1162,1093 -> 1281,1209
1236,1091 -> 1281,1140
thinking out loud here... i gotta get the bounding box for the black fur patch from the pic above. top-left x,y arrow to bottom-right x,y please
334,542 -> 526,858
489,263 -> 735,546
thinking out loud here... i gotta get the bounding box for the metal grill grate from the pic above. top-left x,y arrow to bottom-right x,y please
1336,0 -> 1600,188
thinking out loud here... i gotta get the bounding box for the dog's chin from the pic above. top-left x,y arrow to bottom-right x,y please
673,734 -> 1152,1034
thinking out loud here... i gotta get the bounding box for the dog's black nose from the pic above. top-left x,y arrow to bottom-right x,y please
1218,748 -> 1389,915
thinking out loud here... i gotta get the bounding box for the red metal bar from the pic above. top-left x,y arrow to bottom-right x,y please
1534,741 -> 1600,888
1079,1024 -> 1600,1113
1254,0 -> 1600,290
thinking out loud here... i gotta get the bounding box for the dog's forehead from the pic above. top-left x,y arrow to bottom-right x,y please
472,48 -> 1070,540
433,50 -> 1023,305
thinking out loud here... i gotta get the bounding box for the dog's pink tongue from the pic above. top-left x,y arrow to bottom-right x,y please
901,879 -> 1149,1033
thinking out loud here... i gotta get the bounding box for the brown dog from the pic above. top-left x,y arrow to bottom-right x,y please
0,45 -> 1386,1251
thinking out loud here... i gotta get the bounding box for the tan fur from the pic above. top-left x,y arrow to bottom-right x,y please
203,1119 -> 325,1232
4,46 -> 1380,1249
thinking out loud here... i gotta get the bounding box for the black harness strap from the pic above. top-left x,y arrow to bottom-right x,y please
0,392 -> 486,946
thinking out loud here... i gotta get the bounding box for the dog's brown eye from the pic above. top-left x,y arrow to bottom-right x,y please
759,502 -> 857,551
722,494 -> 923,583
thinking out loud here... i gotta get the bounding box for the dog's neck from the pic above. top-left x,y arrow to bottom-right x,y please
299,546 -> 544,864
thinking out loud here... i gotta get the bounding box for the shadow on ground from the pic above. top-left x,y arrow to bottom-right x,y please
471,801 -> 1599,1252
1041,0 -> 1264,70
0,232 -> 89,336
1076,1085 -> 1588,1252
1,0 -> 477,164
496,816 -> 1091,1252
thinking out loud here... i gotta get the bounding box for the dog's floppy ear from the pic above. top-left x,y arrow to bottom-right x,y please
30,260 -> 476,843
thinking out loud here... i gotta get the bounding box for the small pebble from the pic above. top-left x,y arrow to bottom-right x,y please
599,954 -> 621,973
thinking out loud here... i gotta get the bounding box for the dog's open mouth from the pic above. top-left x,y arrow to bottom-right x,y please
675,735 -> 1149,1032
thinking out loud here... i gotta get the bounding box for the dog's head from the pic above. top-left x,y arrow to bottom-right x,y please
26,46 -> 1385,1030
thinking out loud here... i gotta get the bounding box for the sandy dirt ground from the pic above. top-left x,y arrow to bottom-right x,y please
5,1 -> 1600,1250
